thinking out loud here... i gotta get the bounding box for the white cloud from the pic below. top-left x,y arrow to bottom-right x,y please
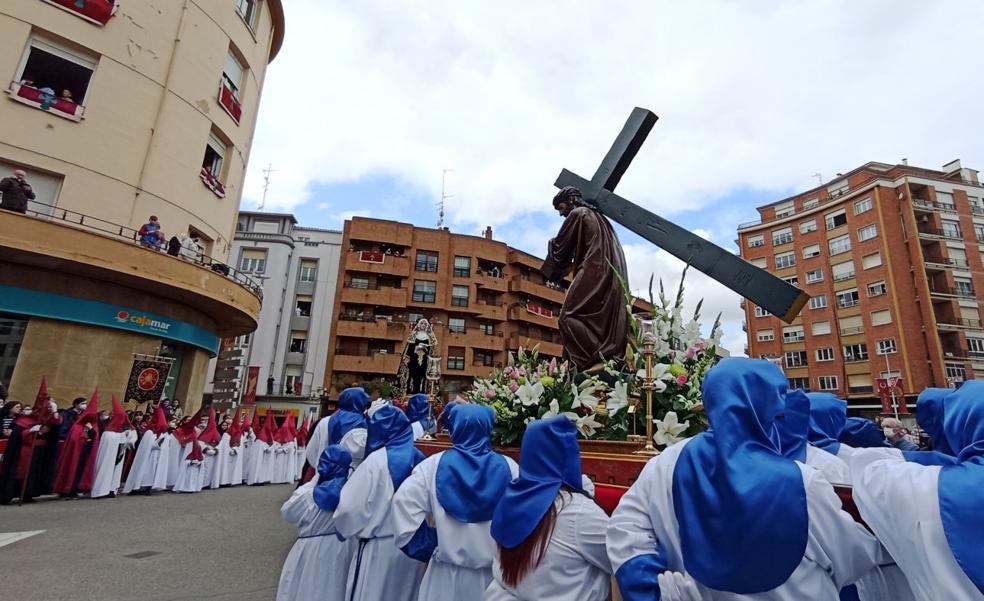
247,0 -> 984,230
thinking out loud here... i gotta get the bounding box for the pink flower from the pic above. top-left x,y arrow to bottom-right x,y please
504,366 -> 513,375
686,347 -> 698,360
509,382 -> 519,393
510,370 -> 519,381
518,367 -> 527,376
548,357 -> 558,375
676,375 -> 689,385
484,389 -> 495,399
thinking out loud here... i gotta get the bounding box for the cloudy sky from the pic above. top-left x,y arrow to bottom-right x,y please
242,0 -> 984,355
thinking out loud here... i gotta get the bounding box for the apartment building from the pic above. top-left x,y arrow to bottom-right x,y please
738,160 -> 984,412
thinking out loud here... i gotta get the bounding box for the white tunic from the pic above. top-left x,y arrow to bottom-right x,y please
272,441 -> 297,484
334,449 -> 427,601
91,429 -> 138,498
220,434 -> 244,486
305,416 -> 331,469
201,444 -> 220,489
294,444 -> 306,480
484,492 -> 612,601
276,480 -> 358,601
122,430 -> 171,493
392,451 -> 519,601
172,444 -> 204,493
166,433 -> 182,488
241,430 -> 254,484
805,446 -> 851,485
247,439 -> 274,485
607,439 -> 882,601
851,451 -> 983,600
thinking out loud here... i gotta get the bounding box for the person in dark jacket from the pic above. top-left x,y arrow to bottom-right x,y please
59,397 -> 88,439
0,169 -> 36,213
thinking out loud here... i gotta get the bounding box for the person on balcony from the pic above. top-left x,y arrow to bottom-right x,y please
138,215 -> 165,250
0,169 -> 36,214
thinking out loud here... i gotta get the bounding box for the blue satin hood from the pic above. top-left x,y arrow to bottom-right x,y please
939,381 -> 984,594
406,393 -> 430,423
806,392 -> 847,455
436,404 -> 512,523
491,416 -> 584,549
916,388 -> 954,456
672,358 -> 808,594
328,387 -> 369,446
776,388 -> 810,461
366,404 -> 424,489
839,417 -> 890,448
313,444 -> 352,511
440,400 -> 462,437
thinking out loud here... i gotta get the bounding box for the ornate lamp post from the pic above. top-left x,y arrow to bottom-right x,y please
634,318 -> 659,456
422,356 -> 442,441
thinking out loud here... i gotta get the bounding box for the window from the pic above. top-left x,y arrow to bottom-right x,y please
408,312 -> 425,324
811,321 -> 831,336
843,343 -> 869,362
968,338 -> 984,357
802,244 -> 821,259
941,220 -> 962,239
948,247 -> 968,268
415,251 -> 439,272
858,224 -> 878,242
810,295 -> 828,310
756,329 -> 775,342
239,249 -> 266,273
747,235 -> 765,248
782,326 -> 805,343
12,36 -> 97,120
772,227 -> 793,246
235,0 -> 258,29
803,198 -> 820,210
453,256 -> 471,277
202,131 -> 226,178
775,251 -> 796,269
447,348 -> 465,371
775,201 -> 795,218
832,261 -> 855,282
223,50 -> 244,97
479,323 -> 494,336
289,331 -> 307,353
836,288 -> 860,308
945,363 -> 966,382
294,294 -> 312,317
876,338 -> 897,355
754,306 -> 771,318
955,277 -> 975,298
854,197 -> 873,214
348,276 -> 369,289
474,350 -> 495,367
825,209 -> 848,230
782,275 -> 799,287
451,285 -> 470,307
448,317 -> 466,333
815,348 -> 835,362
299,260 -> 317,282
862,252 -> 882,269
935,191 -> 956,211
828,234 -> 851,256
839,315 -> 864,336
806,269 -> 824,284
750,257 -> 767,269
788,377 -> 811,391
867,281 -> 887,297
284,366 -> 302,395
818,376 -> 839,391
975,224 -> 984,242
784,351 -> 808,368
412,280 -> 436,303
799,219 -> 818,234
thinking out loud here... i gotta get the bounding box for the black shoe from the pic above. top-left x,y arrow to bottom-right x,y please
108,491 -> 116,498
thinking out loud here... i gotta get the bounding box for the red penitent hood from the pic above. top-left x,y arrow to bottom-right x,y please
105,395 -> 132,432
198,406 -> 221,447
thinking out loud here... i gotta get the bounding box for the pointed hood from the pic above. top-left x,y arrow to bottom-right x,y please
199,406 -> 221,446
174,405 -> 204,447
256,409 -> 275,445
296,416 -> 310,448
775,388 -> 810,461
53,390 -> 101,495
250,408 -> 260,433
16,376 -> 54,429
274,413 -> 295,444
806,392 -> 848,455
105,395 -> 132,432
227,409 -> 243,447
148,405 -> 169,435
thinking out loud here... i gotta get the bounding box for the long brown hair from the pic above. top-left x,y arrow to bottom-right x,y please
498,493 -> 565,588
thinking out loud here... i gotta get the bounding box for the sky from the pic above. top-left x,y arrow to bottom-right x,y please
241,0 -> 984,356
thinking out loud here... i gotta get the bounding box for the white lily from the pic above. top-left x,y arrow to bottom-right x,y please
576,413 -> 603,438
653,411 -> 690,446
606,381 -> 629,416
543,398 -> 579,421
571,383 -> 599,410
516,381 -> 545,407
636,365 -> 670,393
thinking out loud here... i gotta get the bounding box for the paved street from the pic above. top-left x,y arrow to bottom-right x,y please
0,484 -> 298,601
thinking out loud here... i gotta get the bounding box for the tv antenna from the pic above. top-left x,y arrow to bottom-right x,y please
438,169 -> 453,228
259,163 -> 276,211
811,172 -> 823,186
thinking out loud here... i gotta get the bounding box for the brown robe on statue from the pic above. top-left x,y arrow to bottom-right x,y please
542,206 -> 629,370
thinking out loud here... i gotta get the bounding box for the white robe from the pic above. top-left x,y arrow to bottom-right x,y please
305,416 -> 331,469
607,439 -> 883,601
805,446 -> 851,485
295,444 -> 306,481
851,451 -> 983,600
122,430 -> 171,493
91,429 -> 138,498
247,439 -> 275,485
276,480 -> 358,601
484,493 -> 612,601
173,444 -> 204,493
334,449 -> 427,601
166,433 -> 182,489
241,430 -> 254,484
272,441 -> 297,484
201,443 -> 220,489
221,435 -> 244,486
392,452 -> 519,601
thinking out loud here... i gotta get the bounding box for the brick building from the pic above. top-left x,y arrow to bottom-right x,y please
324,217 -> 572,399
738,160 -> 984,412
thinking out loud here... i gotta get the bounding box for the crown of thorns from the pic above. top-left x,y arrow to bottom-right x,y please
552,186 -> 583,208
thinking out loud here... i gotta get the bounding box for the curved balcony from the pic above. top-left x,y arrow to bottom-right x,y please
509,277 -> 566,304
508,333 -> 564,358
340,284 -> 407,308
335,316 -> 409,341
344,250 -> 411,277
332,353 -> 402,375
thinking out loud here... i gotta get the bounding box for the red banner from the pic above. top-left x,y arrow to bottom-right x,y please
243,366 -> 260,406
876,377 -> 907,414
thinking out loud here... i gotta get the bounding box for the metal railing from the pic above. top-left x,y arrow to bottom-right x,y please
12,200 -> 262,299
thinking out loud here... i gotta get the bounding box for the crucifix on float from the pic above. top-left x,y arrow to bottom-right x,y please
542,107 -> 809,371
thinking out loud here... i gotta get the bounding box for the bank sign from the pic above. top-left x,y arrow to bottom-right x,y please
0,285 -> 219,355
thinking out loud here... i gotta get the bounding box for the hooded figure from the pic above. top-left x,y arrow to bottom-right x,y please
852,381 -> 984,599
199,407 -> 222,489
247,409 -> 277,485
799,392 -> 853,485
272,414 -> 298,484
91,395 -> 137,498
305,387 -> 369,473
334,404 -> 427,601
392,404 -> 518,601
241,409 -> 257,483
608,358 -> 882,601
0,377 -> 62,504
219,409 -> 245,486
839,418 -> 890,449
276,445 -> 356,601
123,404 -> 172,494
900,388 -> 960,467
485,416 -> 611,601
406,393 -> 436,440
172,406 -> 206,493
294,416 -> 310,481
53,390 -> 100,497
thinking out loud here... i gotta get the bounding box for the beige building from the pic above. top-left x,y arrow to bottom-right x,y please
0,0 -> 283,410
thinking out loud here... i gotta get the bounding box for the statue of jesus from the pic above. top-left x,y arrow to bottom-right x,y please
541,186 -> 629,372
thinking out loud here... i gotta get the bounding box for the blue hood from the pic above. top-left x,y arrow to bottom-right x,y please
916,388 -> 954,456
406,393 -> 430,423
839,417 -> 890,448
366,404 -> 424,489
313,444 -> 352,511
806,392 -> 847,455
328,387 -> 369,446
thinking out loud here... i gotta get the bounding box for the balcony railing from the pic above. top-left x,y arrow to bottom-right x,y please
930,286 -> 976,299
840,326 -> 865,336
912,198 -> 958,213
971,205 -> 984,217
924,257 -> 971,270
918,227 -> 962,241
41,0 -> 117,26
848,386 -> 875,394
7,81 -> 84,122
200,168 -> 226,198
12,199 -> 262,298
832,272 -> 856,282
836,299 -> 860,309
218,79 -> 242,124
937,318 -> 983,330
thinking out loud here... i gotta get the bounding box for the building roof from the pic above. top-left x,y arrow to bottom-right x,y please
268,0 -> 286,62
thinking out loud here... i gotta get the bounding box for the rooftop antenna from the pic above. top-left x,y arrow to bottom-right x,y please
812,172 -> 823,186
259,162 -> 275,211
438,168 -> 453,228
